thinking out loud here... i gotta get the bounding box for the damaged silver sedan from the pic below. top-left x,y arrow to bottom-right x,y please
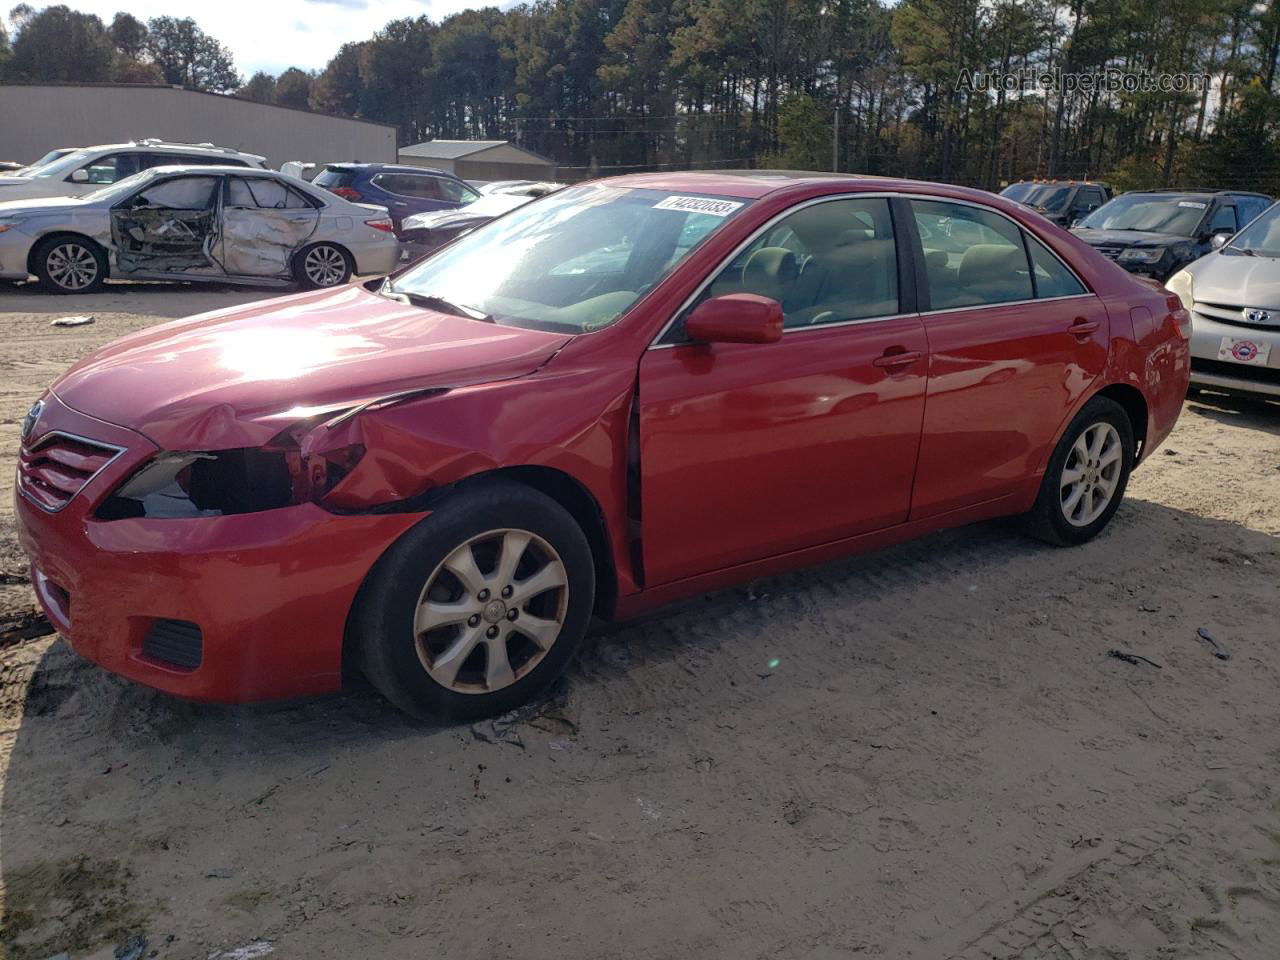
0,165 -> 400,294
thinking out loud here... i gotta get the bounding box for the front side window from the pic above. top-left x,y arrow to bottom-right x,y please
386,185 -> 750,334
912,199 -> 1033,309
1226,203 -> 1280,257
681,197 -> 898,335
1208,204 -> 1237,234
438,178 -> 480,204
127,176 -> 220,210
78,152 -> 141,185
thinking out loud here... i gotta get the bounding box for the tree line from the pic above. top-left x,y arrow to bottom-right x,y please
3,1 -> 1279,192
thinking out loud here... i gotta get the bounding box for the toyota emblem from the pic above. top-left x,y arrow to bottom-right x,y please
1243,307 -> 1273,324
20,399 -> 43,442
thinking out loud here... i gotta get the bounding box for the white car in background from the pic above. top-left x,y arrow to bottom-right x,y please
0,165 -> 399,293
0,140 -> 267,202
1167,201 -> 1280,399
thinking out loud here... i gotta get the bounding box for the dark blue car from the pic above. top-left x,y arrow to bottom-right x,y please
312,163 -> 481,235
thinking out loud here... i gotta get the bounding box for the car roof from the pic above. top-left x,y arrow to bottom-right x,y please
1127,188 -> 1272,199
75,142 -> 262,159
325,162 -> 455,177
592,169 -> 1015,203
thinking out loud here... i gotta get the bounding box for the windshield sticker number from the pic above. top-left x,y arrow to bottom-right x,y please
654,196 -> 744,217
1178,201 -> 1208,209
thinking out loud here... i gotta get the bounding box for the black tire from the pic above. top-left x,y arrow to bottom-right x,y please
1023,396 -> 1135,546
293,242 -> 353,289
33,235 -> 107,294
351,478 -> 595,721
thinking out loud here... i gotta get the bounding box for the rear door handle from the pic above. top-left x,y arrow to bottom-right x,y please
1069,317 -> 1100,338
872,349 -> 924,369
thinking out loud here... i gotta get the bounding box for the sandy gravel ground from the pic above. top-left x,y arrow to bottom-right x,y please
1,282 -> 1279,960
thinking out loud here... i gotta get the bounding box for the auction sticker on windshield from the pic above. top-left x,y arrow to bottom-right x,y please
1219,336 -> 1271,365
653,196 -> 744,216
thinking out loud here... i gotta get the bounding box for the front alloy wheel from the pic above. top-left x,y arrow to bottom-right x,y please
415,530 -> 569,694
36,237 -> 106,293
353,479 -> 595,720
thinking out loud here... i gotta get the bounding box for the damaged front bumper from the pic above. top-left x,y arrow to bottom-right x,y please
15,394 -> 426,703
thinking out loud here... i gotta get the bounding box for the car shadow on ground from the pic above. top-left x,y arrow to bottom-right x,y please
1188,388 -> 1280,435
1,498 -> 1278,958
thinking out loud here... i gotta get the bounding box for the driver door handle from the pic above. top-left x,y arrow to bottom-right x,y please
872,348 -> 924,369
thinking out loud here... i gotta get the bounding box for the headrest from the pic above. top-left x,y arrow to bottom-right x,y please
958,244 -> 1025,286
742,247 -> 798,301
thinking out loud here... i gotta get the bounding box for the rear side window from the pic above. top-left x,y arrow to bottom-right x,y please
227,177 -> 313,209
373,174 -> 442,199
1025,234 -> 1086,298
912,199 -> 1032,309
703,197 -> 899,329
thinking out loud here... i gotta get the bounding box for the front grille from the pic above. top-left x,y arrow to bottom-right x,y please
1192,356 -> 1280,387
1194,301 -> 1280,331
141,619 -> 203,670
17,432 -> 124,512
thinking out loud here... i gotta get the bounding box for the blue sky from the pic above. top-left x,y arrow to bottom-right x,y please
66,0 -> 488,76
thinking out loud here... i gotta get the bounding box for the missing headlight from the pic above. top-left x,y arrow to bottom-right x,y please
96,435 -> 364,520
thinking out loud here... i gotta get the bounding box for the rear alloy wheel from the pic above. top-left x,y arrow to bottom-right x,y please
295,242 -> 352,289
352,479 -> 595,720
35,237 -> 106,293
1023,396 -> 1135,546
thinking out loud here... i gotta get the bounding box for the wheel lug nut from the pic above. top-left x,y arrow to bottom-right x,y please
467,614 -> 480,627
501,586 -> 513,599
507,608 -> 519,620
478,589 -> 490,601
486,625 -> 499,639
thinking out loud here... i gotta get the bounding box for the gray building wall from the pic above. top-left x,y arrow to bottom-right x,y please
0,83 -> 397,169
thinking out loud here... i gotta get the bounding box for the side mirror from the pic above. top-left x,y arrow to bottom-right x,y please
69,168 -> 89,183
1210,232 -> 1231,249
685,293 -> 784,344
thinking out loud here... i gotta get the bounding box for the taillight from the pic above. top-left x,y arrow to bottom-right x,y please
330,186 -> 363,201
365,218 -> 395,233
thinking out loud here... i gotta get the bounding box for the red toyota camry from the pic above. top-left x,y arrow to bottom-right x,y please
15,172 -> 1189,719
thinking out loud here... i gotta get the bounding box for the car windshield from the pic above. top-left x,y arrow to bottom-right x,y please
1079,194 -> 1207,235
17,148 -> 76,177
1022,185 -> 1072,211
82,169 -> 162,202
1226,202 -> 1280,257
29,150 -> 95,179
386,184 -> 750,334
1000,183 -> 1037,202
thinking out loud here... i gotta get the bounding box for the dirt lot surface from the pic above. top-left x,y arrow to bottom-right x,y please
2,283 -> 1279,960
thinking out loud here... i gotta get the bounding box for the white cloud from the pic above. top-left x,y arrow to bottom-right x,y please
66,0 -> 481,76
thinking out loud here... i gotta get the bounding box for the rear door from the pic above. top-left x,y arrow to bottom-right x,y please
906,197 -> 1109,518
638,195 -> 930,585
218,176 -> 320,277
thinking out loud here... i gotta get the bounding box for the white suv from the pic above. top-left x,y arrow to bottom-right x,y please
0,140 -> 267,202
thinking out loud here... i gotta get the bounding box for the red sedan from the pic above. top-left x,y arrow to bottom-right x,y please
15,173 -> 1190,719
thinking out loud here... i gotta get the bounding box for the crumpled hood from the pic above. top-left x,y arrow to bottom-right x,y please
1071,227 -> 1191,249
51,284 -> 571,450
1186,251 -> 1280,309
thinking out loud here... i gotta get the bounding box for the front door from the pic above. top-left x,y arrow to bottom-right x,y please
638,196 -> 929,586
905,197 -> 1110,518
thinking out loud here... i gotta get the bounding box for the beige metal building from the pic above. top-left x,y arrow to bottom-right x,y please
0,83 -> 397,169
398,140 -> 556,181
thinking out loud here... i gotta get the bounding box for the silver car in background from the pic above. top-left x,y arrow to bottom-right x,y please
1167,202 -> 1280,400
0,166 -> 400,293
